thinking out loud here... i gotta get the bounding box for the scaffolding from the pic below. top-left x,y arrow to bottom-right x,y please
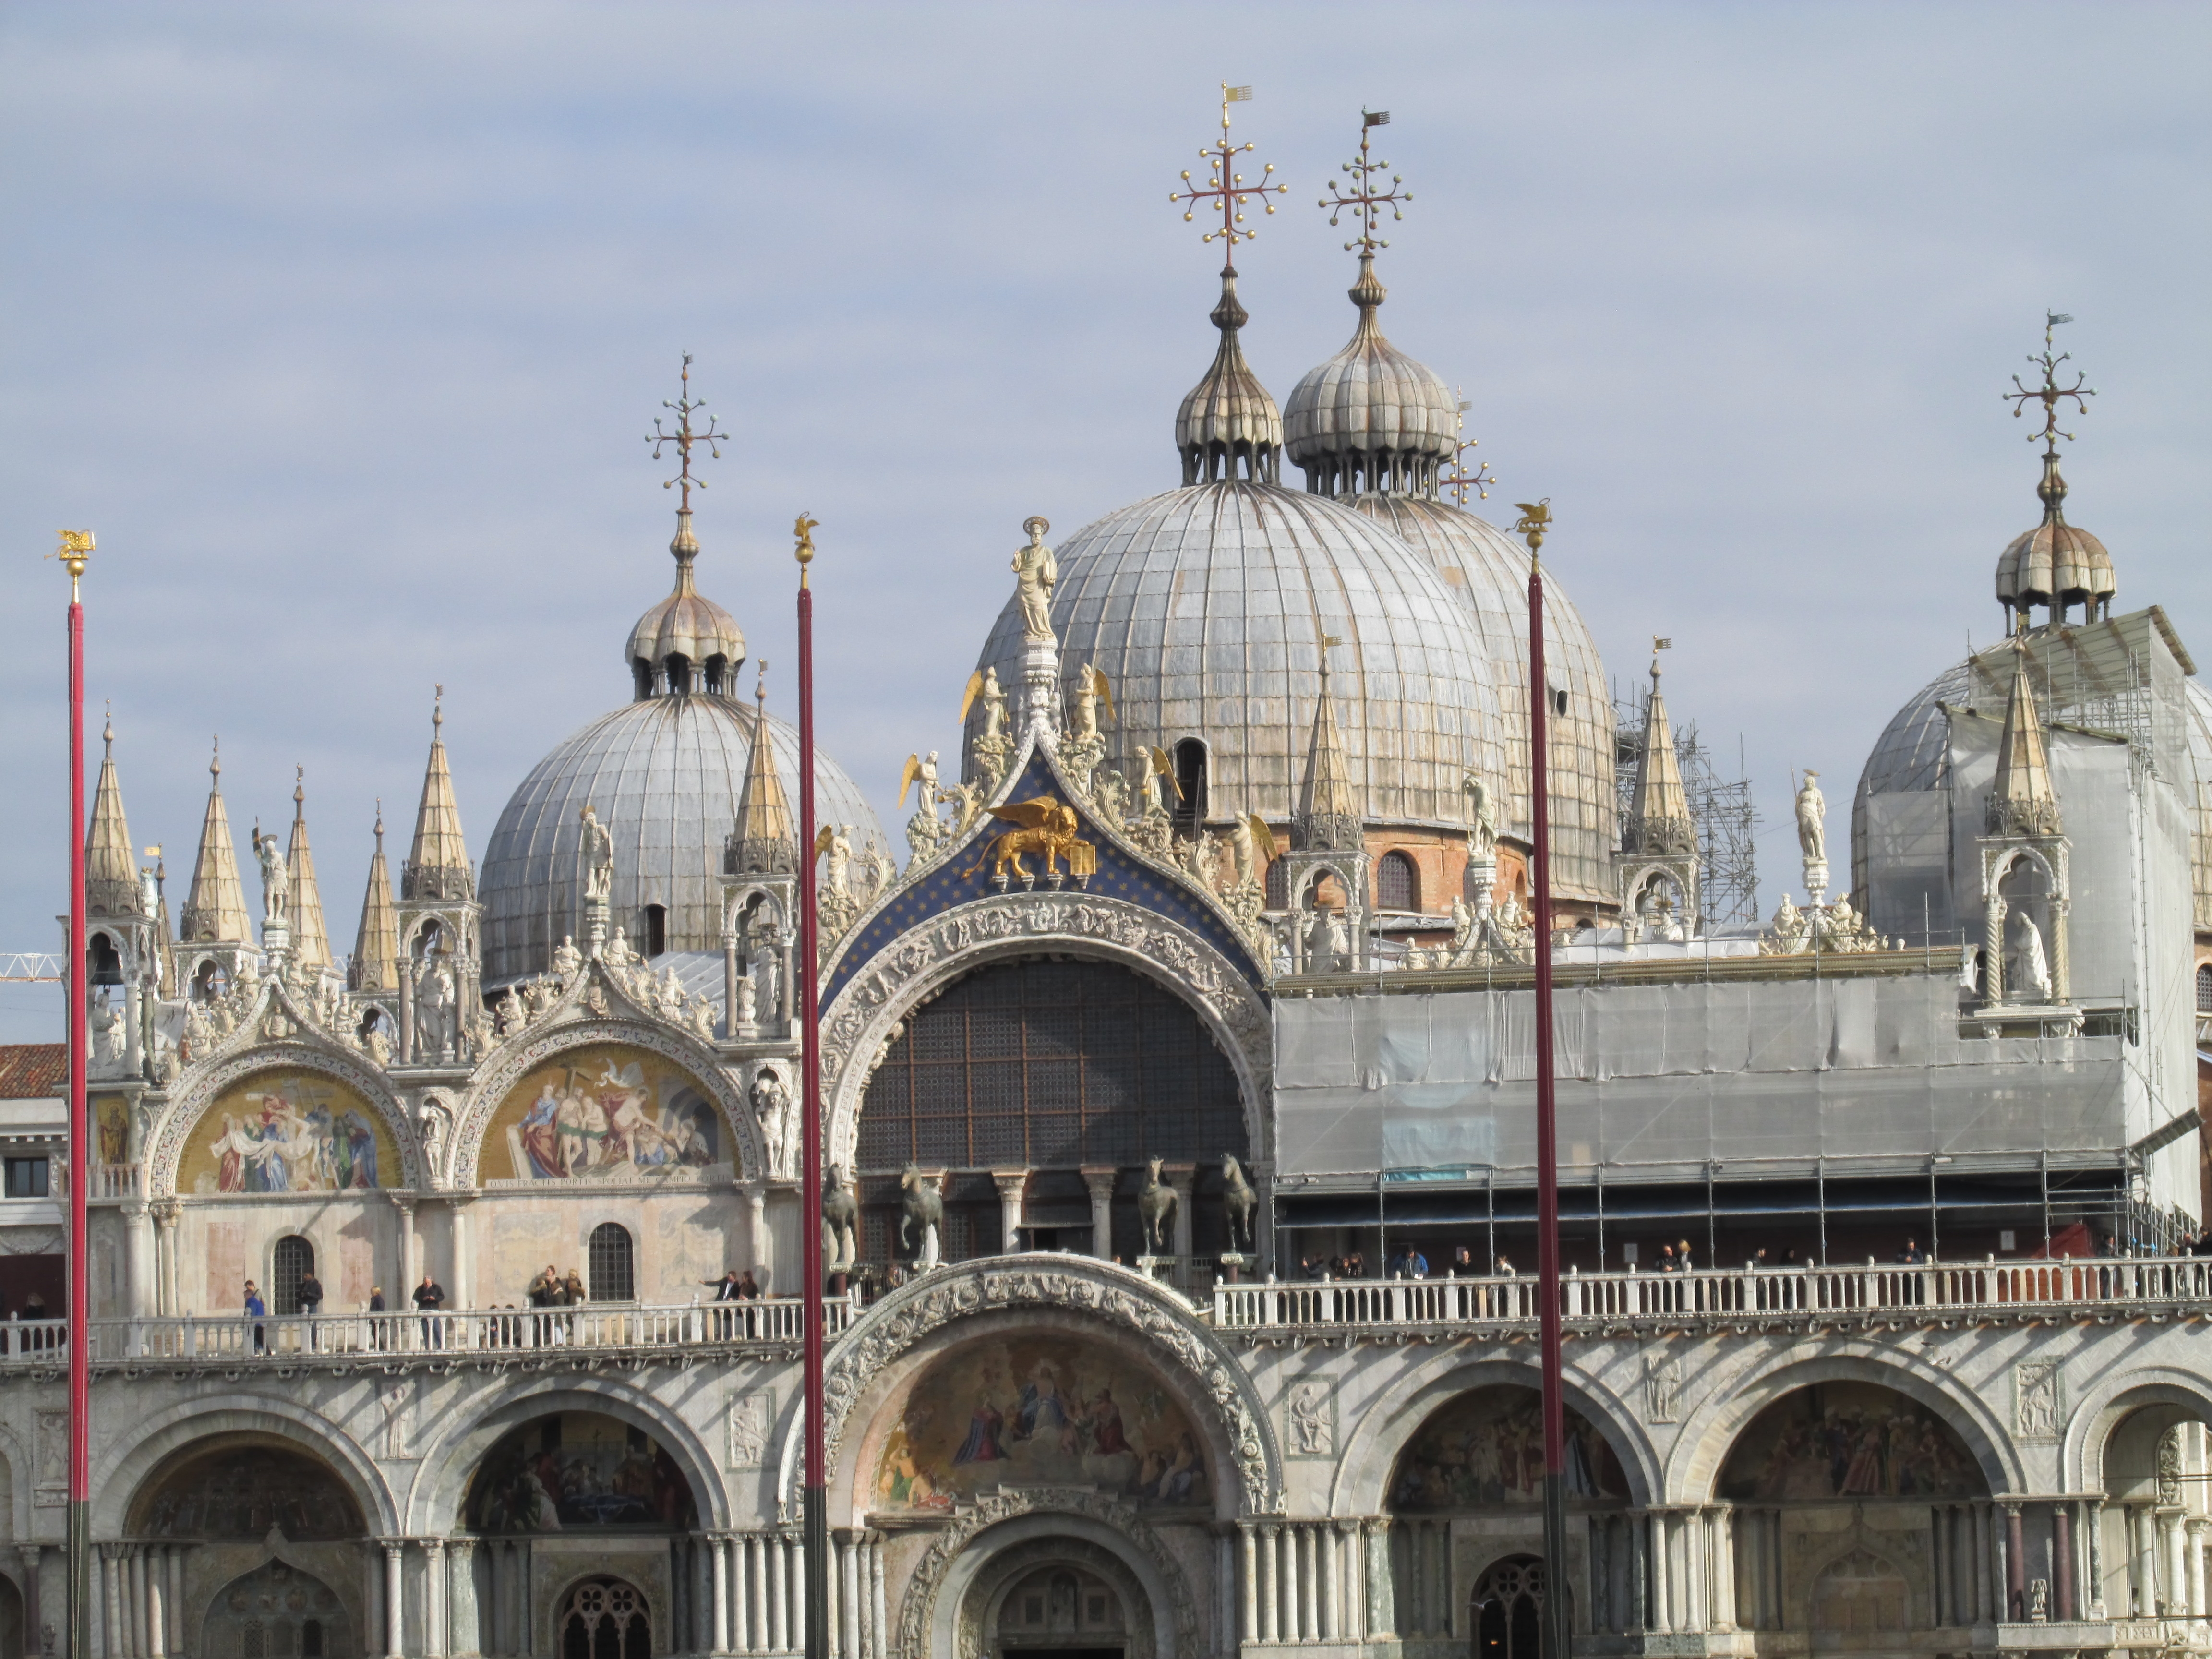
1613,685 -> 1760,929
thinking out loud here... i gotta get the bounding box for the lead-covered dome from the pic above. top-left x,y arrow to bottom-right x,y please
1352,494 -> 1616,906
1284,257 -> 1458,497
1995,451 -> 2115,631
969,481 -> 1503,830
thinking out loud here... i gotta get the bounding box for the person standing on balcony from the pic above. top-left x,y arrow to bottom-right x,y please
528,1265 -> 559,1344
243,1280 -> 266,1353
704,1268 -> 742,1337
413,1273 -> 446,1348
297,1269 -> 323,1350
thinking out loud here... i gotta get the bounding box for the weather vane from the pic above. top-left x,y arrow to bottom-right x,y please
1441,392 -> 1496,505
1320,109 -> 1409,254
1512,499 -> 1552,559
50,529 -> 94,599
1170,84 -> 1286,255
2004,313 -> 2093,450
647,353 -> 725,511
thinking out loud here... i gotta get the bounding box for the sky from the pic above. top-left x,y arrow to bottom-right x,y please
1,2 -> 2206,1042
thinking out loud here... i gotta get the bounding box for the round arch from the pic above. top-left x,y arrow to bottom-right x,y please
447,1013 -> 761,1187
400,1375 -> 730,1534
817,893 -> 1272,1171
90,1398 -> 398,1539
148,1037 -> 420,1198
1327,1355 -> 1656,1516
1667,1348 -> 2023,1503
2067,1368 -> 2212,1494
781,1255 -> 1282,1523
898,1491 -> 1200,1659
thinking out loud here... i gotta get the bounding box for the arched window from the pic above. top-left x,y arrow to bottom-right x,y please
704,653 -> 729,697
1377,851 -> 1419,913
1171,737 -> 1208,833
271,1236 -> 315,1316
665,654 -> 692,697
1474,1557 -> 1549,1659
87,933 -> 123,986
589,1224 -> 636,1301
1265,855 -> 1288,911
2198,963 -> 2212,1012
632,659 -> 653,701
560,1578 -> 649,1659
642,905 -> 668,959
192,960 -> 228,1002
301,1622 -> 323,1659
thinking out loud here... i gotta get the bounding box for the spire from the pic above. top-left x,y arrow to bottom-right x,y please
404,687 -> 474,902
1623,647 -> 1696,855
1293,639 -> 1363,852
1996,314 -> 2113,631
351,802 -> 400,992
1169,85 -> 1286,486
728,665 -> 798,874
180,739 -> 251,943
85,707 -> 144,918
285,768 -> 331,969
630,357 -> 745,697
1988,646 -> 2062,837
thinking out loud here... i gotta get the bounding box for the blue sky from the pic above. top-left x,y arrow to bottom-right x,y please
2,2 -> 2205,1040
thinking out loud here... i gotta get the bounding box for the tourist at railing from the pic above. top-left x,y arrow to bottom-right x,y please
413,1273 -> 446,1347
297,1269 -> 323,1350
243,1280 -> 266,1353
703,1269 -> 743,1338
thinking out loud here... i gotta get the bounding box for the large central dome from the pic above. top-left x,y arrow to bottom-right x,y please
480,505 -> 884,984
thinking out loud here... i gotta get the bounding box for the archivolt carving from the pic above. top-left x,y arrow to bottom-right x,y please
818,892 -> 1273,1166
149,1031 -> 420,1196
893,1487 -> 1198,1659
446,1004 -> 761,1187
779,1257 -> 1282,1521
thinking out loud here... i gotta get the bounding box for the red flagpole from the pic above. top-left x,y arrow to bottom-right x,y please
794,516 -> 827,1658
60,534 -> 92,1659
1522,504 -> 1569,1659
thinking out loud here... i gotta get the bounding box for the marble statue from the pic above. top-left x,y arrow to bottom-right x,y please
751,945 -> 781,1024
88,989 -> 125,1068
362,1020 -> 392,1069
1762,893 -> 1808,955
1447,896 -> 1475,964
1794,771 -> 1827,866
821,825 -> 853,896
750,1066 -> 793,1180
1305,906 -> 1338,974
1462,770 -> 1499,855
1011,516 -> 1057,641
658,966 -> 686,1016
252,824 -> 287,925
977,668 -> 1007,745
551,934 -> 582,983
604,928 -> 637,968
689,995 -> 717,1043
2010,910 -> 2053,1002
1069,666 -> 1101,740
1227,815 -> 1262,888
418,959 -> 455,1059
734,975 -> 757,1028
579,804 -> 614,904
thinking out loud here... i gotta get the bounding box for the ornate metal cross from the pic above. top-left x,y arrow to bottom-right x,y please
2004,313 -> 2094,448
1442,393 -> 1497,506
1170,84 -> 1285,253
647,353 -> 725,510
1321,110 -> 1410,254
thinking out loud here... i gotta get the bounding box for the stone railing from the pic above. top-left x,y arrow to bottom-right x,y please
44,1296 -> 859,1368
1214,1255 -> 2212,1335
0,1320 -> 67,1361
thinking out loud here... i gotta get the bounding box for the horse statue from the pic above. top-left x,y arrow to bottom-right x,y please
899,1162 -> 944,1266
821,1164 -> 859,1274
1222,1154 -> 1257,1255
1138,1156 -> 1178,1256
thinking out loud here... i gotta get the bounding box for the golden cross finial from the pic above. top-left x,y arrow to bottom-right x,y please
647,354 -> 725,512
1512,499 -> 1552,558
1441,392 -> 1496,505
1320,109 -> 1409,255
1170,83 -> 1285,256
2004,313 -> 2093,450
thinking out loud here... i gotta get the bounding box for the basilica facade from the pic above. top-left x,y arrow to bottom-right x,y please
5,119 -> 2212,1659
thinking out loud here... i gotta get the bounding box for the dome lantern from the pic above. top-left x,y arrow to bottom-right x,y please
1995,316 -> 2113,633
629,356 -> 745,698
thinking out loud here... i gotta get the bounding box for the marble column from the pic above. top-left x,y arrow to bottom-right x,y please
1166,1166 -> 1195,1261
711,1534 -> 730,1655
750,1533 -> 771,1653
391,1198 -> 420,1328
361,1545 -> 384,1659
769,1537 -> 790,1656
18,1544 -> 40,1659
449,1200 -> 475,1310
2164,1510 -> 2187,1619
1338,1519 -> 1367,1642
423,1540 -> 447,1659
1259,1525 -> 1279,1643
2054,1504 -> 2076,1622
1365,1517 -> 1395,1639
2186,1517 -> 2208,1619
1238,1526 -> 1258,1645
1648,1511 -> 1673,1632
142,1546 -> 164,1659
448,1538 -> 479,1658
383,1542 -> 406,1659
1082,1167 -> 1117,1260
745,1186 -> 771,1289
2004,1503 -> 2026,1622
1319,1522 -> 1339,1639
839,1531 -> 861,1659
152,1202 -> 180,1316
1684,1508 -> 1707,1633
131,1546 -> 149,1657
121,1202 -> 152,1330
992,1172 -> 1026,1255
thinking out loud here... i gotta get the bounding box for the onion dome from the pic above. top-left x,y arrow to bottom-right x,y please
1284,256 -> 1458,497
627,509 -> 745,697
1175,268 -> 1283,485
1995,450 -> 2115,632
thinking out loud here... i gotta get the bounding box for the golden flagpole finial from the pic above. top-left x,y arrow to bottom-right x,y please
52,529 -> 94,599
1319,108 -> 1409,255
1170,83 -> 1286,257
646,353 -> 725,513
1511,499 -> 1552,559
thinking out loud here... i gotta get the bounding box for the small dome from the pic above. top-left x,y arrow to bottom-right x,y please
1285,257 -> 1459,498
1175,268 -> 1283,485
627,511 -> 746,697
1995,453 -> 2115,628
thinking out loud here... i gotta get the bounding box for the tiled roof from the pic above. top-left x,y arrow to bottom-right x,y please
0,1045 -> 67,1100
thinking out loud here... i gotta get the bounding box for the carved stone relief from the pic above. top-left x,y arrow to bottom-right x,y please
2013,1360 -> 2061,1441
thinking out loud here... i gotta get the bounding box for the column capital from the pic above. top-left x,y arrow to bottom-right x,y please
990,1169 -> 1029,1200
149,1198 -> 180,1228
386,1193 -> 417,1220
379,1538 -> 409,1558
1334,1517 -> 1363,1537
422,1537 -> 446,1559
1081,1166 -> 1119,1199
1362,1515 -> 1392,1537
17,1543 -> 39,1565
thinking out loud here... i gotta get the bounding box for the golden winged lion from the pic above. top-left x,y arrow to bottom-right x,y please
963,796 -> 1097,884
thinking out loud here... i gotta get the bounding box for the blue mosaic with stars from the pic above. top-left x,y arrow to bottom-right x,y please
821,748 -> 1266,1010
